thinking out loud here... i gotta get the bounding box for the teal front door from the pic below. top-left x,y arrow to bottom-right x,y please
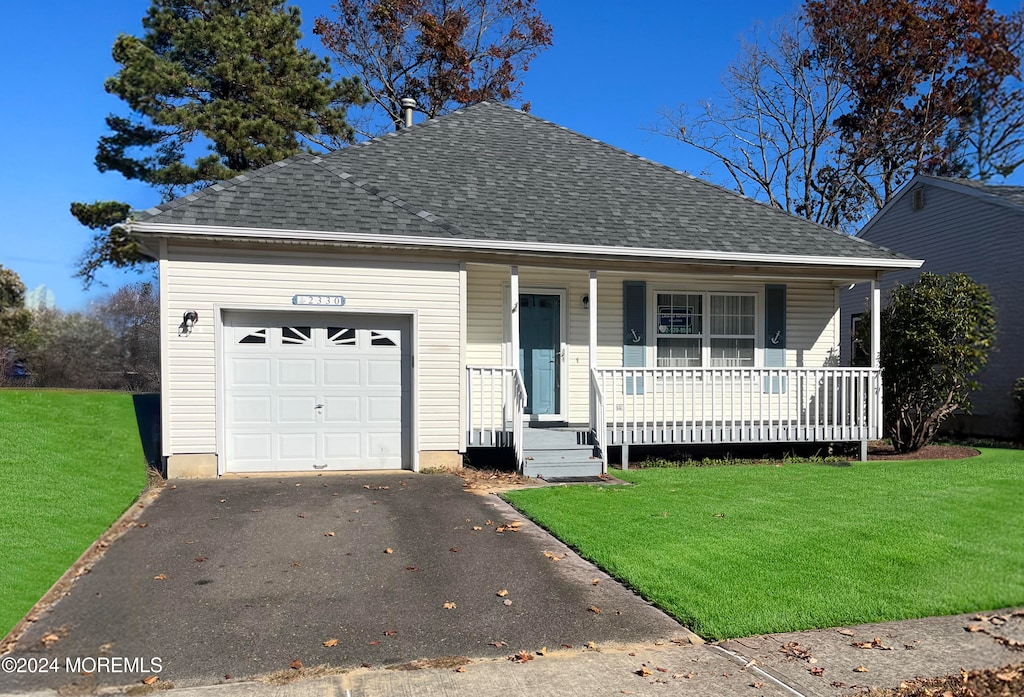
519,293 -> 561,416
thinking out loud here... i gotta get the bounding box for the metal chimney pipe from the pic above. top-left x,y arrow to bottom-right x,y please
400,97 -> 416,128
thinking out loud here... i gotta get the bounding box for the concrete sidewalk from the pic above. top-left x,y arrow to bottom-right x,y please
4,608 -> 1021,696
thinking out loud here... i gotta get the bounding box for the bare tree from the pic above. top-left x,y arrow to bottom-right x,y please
314,0 -> 553,136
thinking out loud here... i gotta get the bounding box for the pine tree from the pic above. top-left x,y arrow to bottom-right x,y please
73,0 -> 366,286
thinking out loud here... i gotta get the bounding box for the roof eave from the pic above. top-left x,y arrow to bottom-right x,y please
130,221 -> 924,271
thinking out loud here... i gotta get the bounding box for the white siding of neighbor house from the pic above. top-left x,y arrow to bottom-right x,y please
839,183 -> 1024,438
161,244 -> 461,458
466,264 -> 840,425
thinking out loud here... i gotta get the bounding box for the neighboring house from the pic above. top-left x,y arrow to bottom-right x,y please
129,102 -> 920,479
841,175 -> 1024,440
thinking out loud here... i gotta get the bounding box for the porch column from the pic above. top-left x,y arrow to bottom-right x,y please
510,266 -> 520,371
869,279 -> 882,460
589,271 -> 598,370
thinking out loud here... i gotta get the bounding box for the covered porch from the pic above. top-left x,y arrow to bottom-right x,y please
464,263 -> 884,476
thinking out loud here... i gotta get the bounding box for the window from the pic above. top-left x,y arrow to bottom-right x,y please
655,292 -> 756,367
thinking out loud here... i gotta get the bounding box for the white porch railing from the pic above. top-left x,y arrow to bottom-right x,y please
466,366 -> 528,467
590,367 -> 882,447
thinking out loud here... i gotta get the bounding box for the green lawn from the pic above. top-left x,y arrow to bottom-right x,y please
503,451 -> 1024,640
0,390 -> 148,636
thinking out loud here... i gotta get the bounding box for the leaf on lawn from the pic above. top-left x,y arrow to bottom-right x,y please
323,638 -> 338,647
496,589 -> 509,597
289,659 -> 303,670
384,548 -> 393,554
141,676 -> 159,685
588,605 -> 601,614
543,551 -> 563,562
443,602 -> 457,610
853,665 -> 869,673
325,531 -> 335,537
153,574 -> 167,581
636,666 -> 652,677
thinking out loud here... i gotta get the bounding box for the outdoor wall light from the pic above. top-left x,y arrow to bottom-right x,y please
582,295 -> 590,308
179,310 -> 199,336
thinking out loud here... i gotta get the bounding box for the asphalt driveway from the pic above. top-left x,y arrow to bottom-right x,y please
1,472 -> 686,692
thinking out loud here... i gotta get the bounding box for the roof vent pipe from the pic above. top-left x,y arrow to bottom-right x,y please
400,97 -> 417,128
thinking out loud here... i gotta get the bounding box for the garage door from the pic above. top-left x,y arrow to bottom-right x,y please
223,312 -> 411,472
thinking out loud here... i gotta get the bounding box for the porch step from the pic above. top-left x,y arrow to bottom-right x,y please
521,428 -> 603,479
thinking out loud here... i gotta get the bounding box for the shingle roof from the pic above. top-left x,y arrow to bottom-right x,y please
137,101 -> 905,262
930,176 -> 1024,210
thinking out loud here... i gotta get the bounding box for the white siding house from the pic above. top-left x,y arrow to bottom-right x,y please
133,102 -> 920,478
840,176 -> 1024,439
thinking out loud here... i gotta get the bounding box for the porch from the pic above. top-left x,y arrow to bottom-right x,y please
467,364 -> 882,475
463,263 -> 884,477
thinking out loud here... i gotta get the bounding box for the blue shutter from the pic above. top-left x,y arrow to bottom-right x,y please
623,281 -> 646,395
764,284 -> 787,394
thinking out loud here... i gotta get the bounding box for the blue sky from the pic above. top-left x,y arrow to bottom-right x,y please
1,0 -> 1021,309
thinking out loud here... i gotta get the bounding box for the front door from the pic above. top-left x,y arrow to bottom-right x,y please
519,293 -> 561,416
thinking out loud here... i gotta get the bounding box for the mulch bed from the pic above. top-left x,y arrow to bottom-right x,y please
867,443 -> 980,461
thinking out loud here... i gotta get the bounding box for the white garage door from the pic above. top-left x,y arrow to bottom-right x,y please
223,312 -> 411,472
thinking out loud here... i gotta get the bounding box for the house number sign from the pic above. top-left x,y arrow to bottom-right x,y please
292,294 -> 346,306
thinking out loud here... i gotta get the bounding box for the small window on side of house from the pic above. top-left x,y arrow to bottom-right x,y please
912,187 -> 925,211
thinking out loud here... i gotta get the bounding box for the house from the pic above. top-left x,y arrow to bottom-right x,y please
129,102 -> 921,479
840,174 -> 1024,440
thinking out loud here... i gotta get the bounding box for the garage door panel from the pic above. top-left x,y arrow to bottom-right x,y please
231,433 -> 272,461
323,395 -> 360,423
278,396 -> 318,423
278,358 -> 317,386
225,313 -> 410,473
278,433 -> 318,460
231,396 -> 272,423
367,395 -> 402,422
366,359 -> 402,386
231,358 -> 271,386
322,359 -> 361,386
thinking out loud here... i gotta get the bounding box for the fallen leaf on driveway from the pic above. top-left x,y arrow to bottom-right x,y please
443,602 -> 457,610
586,641 -> 596,650
510,651 -> 533,663
406,566 -> 420,572
853,665 -> 869,673
450,547 -> 460,553
837,628 -> 855,636
588,605 -> 601,614
538,646 -> 547,656
809,666 -> 825,676
592,578 -> 600,585
543,551 -> 563,561
141,676 -> 159,685
195,557 -> 208,563
289,659 -> 303,670
41,633 -> 61,647
323,639 -> 338,647
503,599 -> 513,606
384,548 -> 393,554
136,523 -> 148,528
491,641 -> 506,648
325,532 -> 335,537
472,526 -> 482,531
153,574 -> 167,581
455,666 -> 466,673
636,666 -> 652,677
363,485 -> 371,489
497,589 -> 509,597
384,630 -> 397,637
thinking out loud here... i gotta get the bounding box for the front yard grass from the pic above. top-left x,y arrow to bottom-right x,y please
503,450 -> 1024,640
0,390 -> 148,637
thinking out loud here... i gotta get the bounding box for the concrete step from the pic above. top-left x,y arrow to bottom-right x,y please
520,428 -> 591,450
523,457 -> 604,479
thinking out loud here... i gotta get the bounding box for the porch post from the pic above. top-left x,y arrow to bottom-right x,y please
868,279 -> 882,461
588,271 -> 597,370
510,266 -> 520,371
